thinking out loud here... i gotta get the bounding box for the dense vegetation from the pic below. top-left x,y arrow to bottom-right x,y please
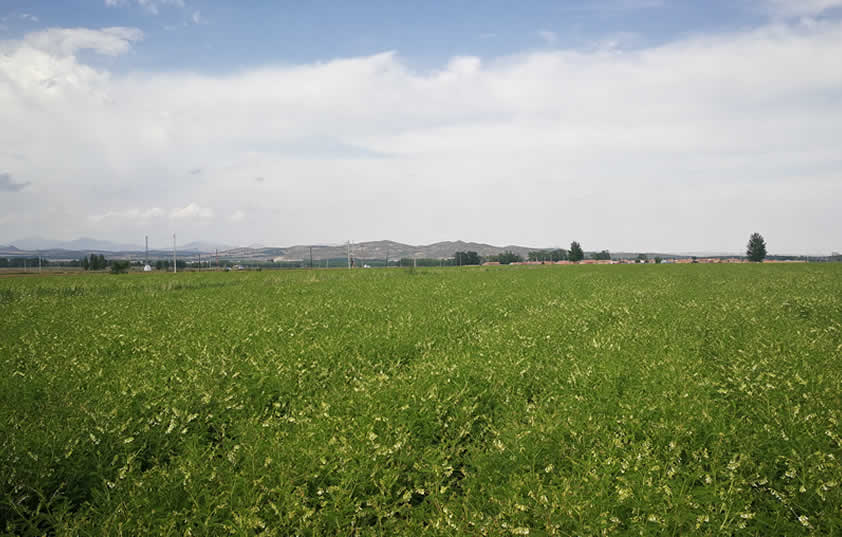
747,233 -> 768,263
2,264 -> 841,535
0,257 -> 50,269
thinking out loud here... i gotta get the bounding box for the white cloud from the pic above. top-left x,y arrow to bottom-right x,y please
537,30 -> 558,44
170,203 -> 214,220
191,10 -> 204,24
20,13 -> 39,22
1,21 -> 841,252
14,26 -> 143,57
105,0 -> 185,15
89,204 -> 215,224
0,172 -> 30,192
229,210 -> 245,222
89,207 -> 164,223
761,0 -> 842,16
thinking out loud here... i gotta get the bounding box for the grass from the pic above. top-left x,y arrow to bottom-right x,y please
1,264 -> 841,536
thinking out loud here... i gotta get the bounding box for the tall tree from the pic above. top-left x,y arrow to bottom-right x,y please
550,249 -> 568,261
454,251 -> 481,266
569,241 -> 584,262
746,232 -> 767,262
110,260 -> 130,274
497,251 -> 523,265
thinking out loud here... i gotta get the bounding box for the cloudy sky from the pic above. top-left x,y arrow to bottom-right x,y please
1,0 -> 841,253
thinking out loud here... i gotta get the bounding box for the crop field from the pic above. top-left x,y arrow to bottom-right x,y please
1,264 -> 841,536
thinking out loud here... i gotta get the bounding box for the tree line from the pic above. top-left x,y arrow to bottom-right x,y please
0,257 -> 50,268
81,254 -> 107,270
454,241 -> 588,265
0,233 -> 782,273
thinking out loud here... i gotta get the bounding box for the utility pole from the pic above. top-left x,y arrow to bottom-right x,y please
309,246 -> 313,269
38,253 -> 41,274
347,241 -> 351,269
215,249 -> 218,270
145,235 -> 149,267
385,244 -> 389,269
173,234 -> 177,273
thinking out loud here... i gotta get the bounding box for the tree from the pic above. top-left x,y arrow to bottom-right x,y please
497,251 -> 523,265
636,253 -> 648,263
110,260 -> 130,274
530,249 -> 568,262
654,256 -> 663,264
569,241 -> 584,262
81,254 -> 107,270
746,232 -> 767,262
549,249 -> 568,261
592,250 -> 611,260
454,251 -> 481,266
84,254 -> 107,270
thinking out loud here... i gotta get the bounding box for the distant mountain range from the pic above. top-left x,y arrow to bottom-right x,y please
3,237 -> 541,258
181,241 -> 235,252
0,237 -> 827,261
7,237 -> 234,253
270,240 -> 542,262
1,238 -> 548,261
10,237 -> 144,252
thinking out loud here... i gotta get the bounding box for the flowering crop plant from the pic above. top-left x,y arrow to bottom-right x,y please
1,263 -> 841,535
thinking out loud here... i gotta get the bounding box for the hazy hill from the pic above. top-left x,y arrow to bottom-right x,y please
266,240 -> 540,262
2,237 -> 776,263
11,237 -> 143,252
181,241 -> 235,253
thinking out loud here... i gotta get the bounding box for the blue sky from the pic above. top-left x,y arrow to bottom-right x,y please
1,0 -> 841,254
1,1 -> 779,70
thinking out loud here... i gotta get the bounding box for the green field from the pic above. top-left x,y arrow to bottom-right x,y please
2,265 -> 841,536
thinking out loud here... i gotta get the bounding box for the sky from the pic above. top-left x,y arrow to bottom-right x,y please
1,1 -> 841,254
